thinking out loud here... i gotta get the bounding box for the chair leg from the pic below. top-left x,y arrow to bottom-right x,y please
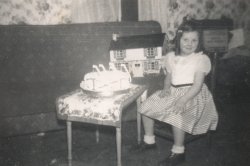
207,131 -> 213,149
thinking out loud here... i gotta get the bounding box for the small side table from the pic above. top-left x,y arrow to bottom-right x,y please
56,84 -> 147,166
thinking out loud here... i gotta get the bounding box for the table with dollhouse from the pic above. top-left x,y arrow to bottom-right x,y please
56,83 -> 147,166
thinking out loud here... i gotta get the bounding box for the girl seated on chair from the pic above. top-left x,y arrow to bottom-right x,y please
136,21 -> 219,166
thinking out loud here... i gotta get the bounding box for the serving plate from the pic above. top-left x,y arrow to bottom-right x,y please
82,88 -> 130,97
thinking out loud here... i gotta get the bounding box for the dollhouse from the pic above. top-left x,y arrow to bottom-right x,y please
109,33 -> 165,77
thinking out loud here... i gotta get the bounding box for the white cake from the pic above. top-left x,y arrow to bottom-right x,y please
80,63 -> 131,94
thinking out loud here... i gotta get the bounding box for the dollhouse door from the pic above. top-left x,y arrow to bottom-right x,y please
132,61 -> 143,77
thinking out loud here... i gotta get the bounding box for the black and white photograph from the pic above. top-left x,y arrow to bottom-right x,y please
0,0 -> 250,166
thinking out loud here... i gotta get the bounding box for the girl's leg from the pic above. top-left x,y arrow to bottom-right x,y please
130,115 -> 156,152
142,115 -> 154,136
158,126 -> 186,166
142,115 -> 155,144
172,126 -> 185,147
172,126 -> 185,154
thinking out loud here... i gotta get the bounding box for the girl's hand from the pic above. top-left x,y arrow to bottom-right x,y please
173,98 -> 187,114
158,89 -> 170,98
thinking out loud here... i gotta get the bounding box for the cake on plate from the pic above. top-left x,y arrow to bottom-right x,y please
80,63 -> 131,95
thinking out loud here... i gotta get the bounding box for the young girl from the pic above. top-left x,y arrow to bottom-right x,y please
137,22 -> 219,166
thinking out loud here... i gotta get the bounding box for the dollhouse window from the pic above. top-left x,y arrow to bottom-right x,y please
144,61 -> 159,70
144,47 -> 157,58
115,62 -> 129,70
115,63 -> 121,69
135,64 -> 140,67
114,50 -> 126,60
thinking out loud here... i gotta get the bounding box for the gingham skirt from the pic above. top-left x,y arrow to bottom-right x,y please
139,84 -> 218,135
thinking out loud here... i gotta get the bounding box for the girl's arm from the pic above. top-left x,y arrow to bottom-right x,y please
174,71 -> 205,113
158,70 -> 172,98
164,71 -> 171,90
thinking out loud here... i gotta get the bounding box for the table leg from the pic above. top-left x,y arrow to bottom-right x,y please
116,127 -> 122,166
136,90 -> 147,144
137,112 -> 142,144
67,121 -> 72,165
136,98 -> 142,144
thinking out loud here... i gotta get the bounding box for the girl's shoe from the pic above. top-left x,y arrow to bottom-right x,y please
158,152 -> 185,166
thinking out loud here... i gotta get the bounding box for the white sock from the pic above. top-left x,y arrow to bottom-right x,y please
143,135 -> 155,144
171,145 -> 185,154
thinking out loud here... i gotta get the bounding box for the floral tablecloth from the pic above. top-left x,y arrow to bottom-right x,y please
56,84 -> 147,125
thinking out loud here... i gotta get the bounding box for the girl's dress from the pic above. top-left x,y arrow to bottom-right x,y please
139,52 -> 218,135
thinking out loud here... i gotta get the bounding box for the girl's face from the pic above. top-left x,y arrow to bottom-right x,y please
180,31 -> 199,56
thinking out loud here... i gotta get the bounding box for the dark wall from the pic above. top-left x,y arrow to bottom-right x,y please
121,0 -> 138,21
0,21 -> 162,137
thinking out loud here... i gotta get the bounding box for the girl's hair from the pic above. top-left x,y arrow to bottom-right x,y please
174,21 -> 203,55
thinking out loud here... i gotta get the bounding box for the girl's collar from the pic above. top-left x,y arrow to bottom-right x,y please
176,52 -> 195,57
177,51 -> 203,57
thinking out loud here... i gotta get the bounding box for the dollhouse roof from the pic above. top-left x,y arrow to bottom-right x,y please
109,33 -> 165,50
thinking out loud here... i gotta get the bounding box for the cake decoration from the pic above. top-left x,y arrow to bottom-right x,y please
80,63 -> 131,96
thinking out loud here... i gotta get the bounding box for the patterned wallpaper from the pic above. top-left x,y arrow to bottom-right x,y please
0,0 -> 249,26
165,0 -> 250,44
0,0 -> 72,25
0,0 -> 250,45
171,0 -> 249,27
